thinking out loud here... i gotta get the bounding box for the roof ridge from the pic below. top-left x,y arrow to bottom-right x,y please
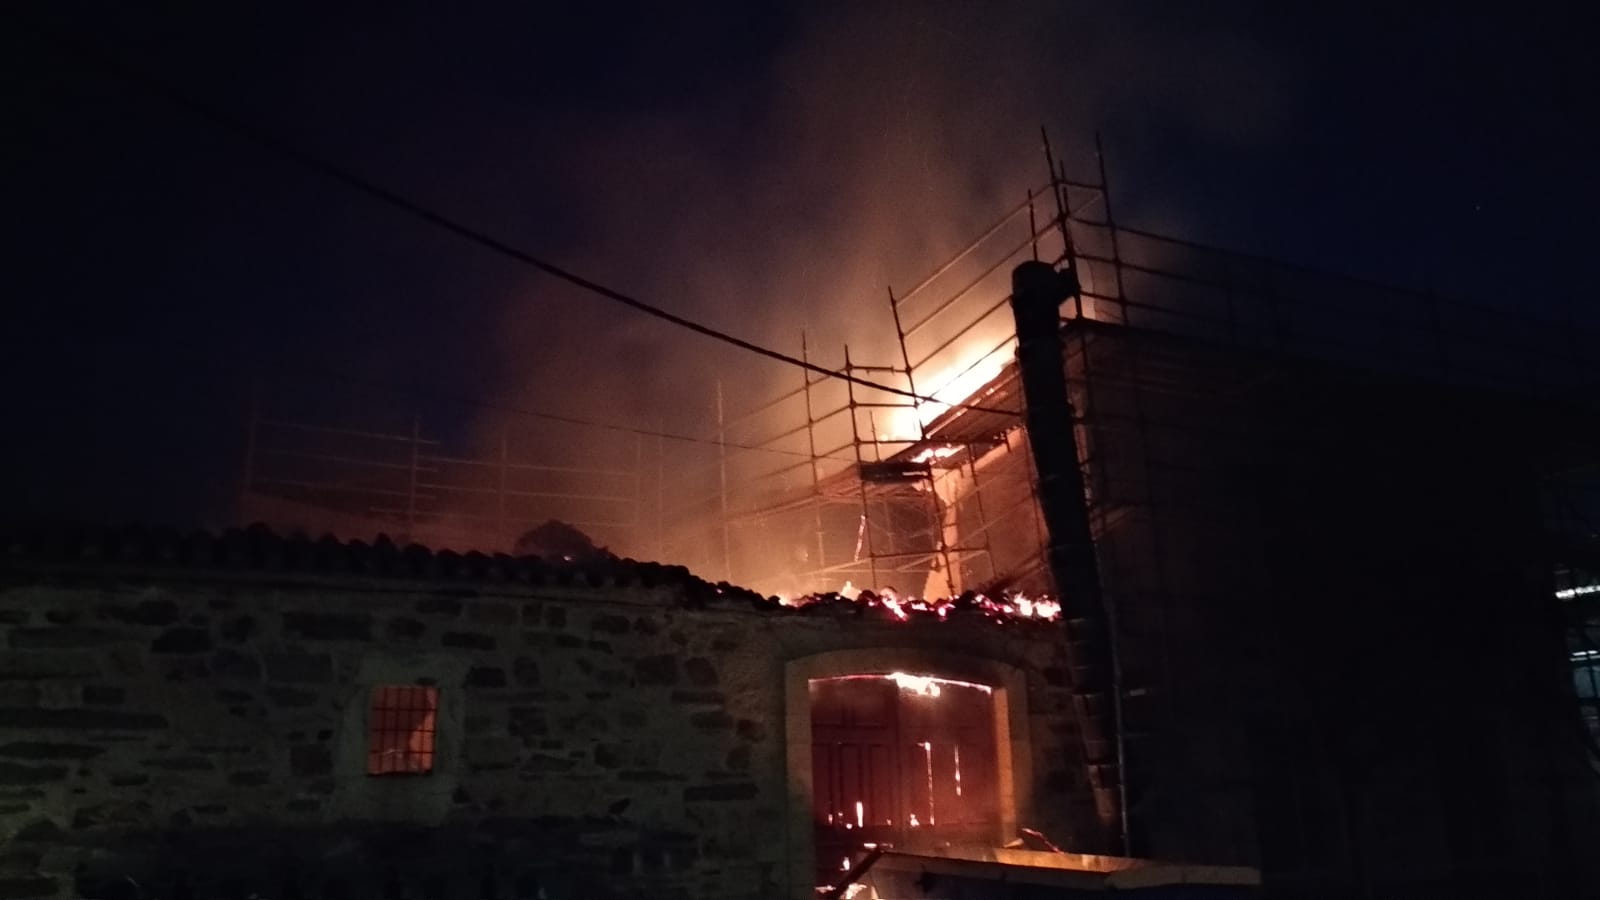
0,521 -> 773,607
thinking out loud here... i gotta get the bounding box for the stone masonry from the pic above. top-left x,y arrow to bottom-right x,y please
0,528 -> 1090,900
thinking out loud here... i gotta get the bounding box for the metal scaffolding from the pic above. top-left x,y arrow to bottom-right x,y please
228,140 -> 1600,891
652,135 -> 1600,605
239,382 -> 649,556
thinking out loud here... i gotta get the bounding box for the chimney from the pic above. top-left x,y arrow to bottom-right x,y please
1009,260 -> 1124,852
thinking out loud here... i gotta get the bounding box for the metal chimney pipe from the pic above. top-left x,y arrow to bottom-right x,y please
1010,260 -> 1124,851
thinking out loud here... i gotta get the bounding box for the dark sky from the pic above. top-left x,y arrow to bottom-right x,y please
4,2 -> 1592,530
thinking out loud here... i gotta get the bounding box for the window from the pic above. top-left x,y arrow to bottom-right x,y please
367,684 -> 439,775
1575,638 -> 1599,742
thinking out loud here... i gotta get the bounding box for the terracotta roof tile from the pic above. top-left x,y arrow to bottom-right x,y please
0,523 -> 775,611
0,524 -> 1055,625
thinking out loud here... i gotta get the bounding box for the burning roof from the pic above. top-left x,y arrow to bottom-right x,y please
782,584 -> 1061,623
0,524 -> 1060,623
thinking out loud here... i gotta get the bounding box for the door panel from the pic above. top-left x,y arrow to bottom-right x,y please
810,676 -> 1000,884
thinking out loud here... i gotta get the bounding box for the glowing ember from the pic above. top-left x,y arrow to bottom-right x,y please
888,672 -> 942,697
910,444 -> 961,464
786,584 -> 1061,622
921,741 -> 936,826
828,672 -> 994,696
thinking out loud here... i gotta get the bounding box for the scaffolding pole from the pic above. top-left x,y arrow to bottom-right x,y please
802,332 -> 828,590
890,284 -> 959,596
716,380 -> 732,583
844,345 -> 880,590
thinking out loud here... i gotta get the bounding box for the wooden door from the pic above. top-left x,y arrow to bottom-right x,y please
810,676 -> 999,883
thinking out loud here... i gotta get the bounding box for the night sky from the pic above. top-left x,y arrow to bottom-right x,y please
4,2 -> 1592,531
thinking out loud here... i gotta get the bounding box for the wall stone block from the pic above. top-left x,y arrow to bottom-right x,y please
266,687 -> 318,707
683,658 -> 718,686
465,667 -> 507,688
0,653 -> 99,681
467,602 -> 517,626
219,615 -> 256,642
289,745 -> 332,777
140,757 -> 215,771
417,596 -> 463,617
512,657 -> 541,686
0,743 -> 103,761
150,627 -> 212,654
263,652 -> 333,683
0,708 -> 167,730
591,614 -> 631,635
283,612 -> 372,642
81,686 -> 124,705
0,877 -> 57,899
385,617 -> 425,640
97,601 -> 178,626
508,707 -> 547,737
9,628 -> 127,649
634,655 -> 677,686
442,631 -> 495,650
208,649 -> 260,680
683,782 -> 757,802
0,764 -> 67,786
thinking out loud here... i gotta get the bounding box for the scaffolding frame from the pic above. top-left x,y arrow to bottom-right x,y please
223,140 -> 1600,888
651,131 -> 1600,601
240,380 -> 649,555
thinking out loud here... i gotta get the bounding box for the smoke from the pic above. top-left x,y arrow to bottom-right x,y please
422,3 -> 1301,563
18,3 -> 1587,550
13,2 -> 1290,553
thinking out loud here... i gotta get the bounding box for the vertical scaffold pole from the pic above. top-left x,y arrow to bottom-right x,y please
716,380 -> 732,583
1041,128 -> 1082,319
801,333 -> 827,589
406,414 -> 422,540
1095,132 -> 1128,325
655,415 -> 666,561
889,285 -> 958,595
498,429 -> 510,551
240,376 -> 262,524
844,345 -> 879,590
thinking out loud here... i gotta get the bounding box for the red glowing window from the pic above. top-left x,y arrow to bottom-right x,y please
366,685 -> 438,775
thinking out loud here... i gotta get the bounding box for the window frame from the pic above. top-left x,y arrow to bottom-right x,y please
365,683 -> 441,777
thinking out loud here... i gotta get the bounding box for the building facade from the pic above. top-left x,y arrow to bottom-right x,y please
0,529 -> 1093,900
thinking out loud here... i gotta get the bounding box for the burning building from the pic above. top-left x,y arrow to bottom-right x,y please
641,165 -> 1600,893
7,161 -> 1600,898
0,525 -> 1224,899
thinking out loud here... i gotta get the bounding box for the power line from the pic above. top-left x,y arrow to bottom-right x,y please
0,318 -> 857,463
29,23 -> 1020,419
273,365 -> 862,463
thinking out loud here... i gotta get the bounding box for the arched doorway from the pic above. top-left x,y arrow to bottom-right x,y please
783,649 -> 1030,897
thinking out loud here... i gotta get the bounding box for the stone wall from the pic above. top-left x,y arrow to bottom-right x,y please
0,540 -> 1090,900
